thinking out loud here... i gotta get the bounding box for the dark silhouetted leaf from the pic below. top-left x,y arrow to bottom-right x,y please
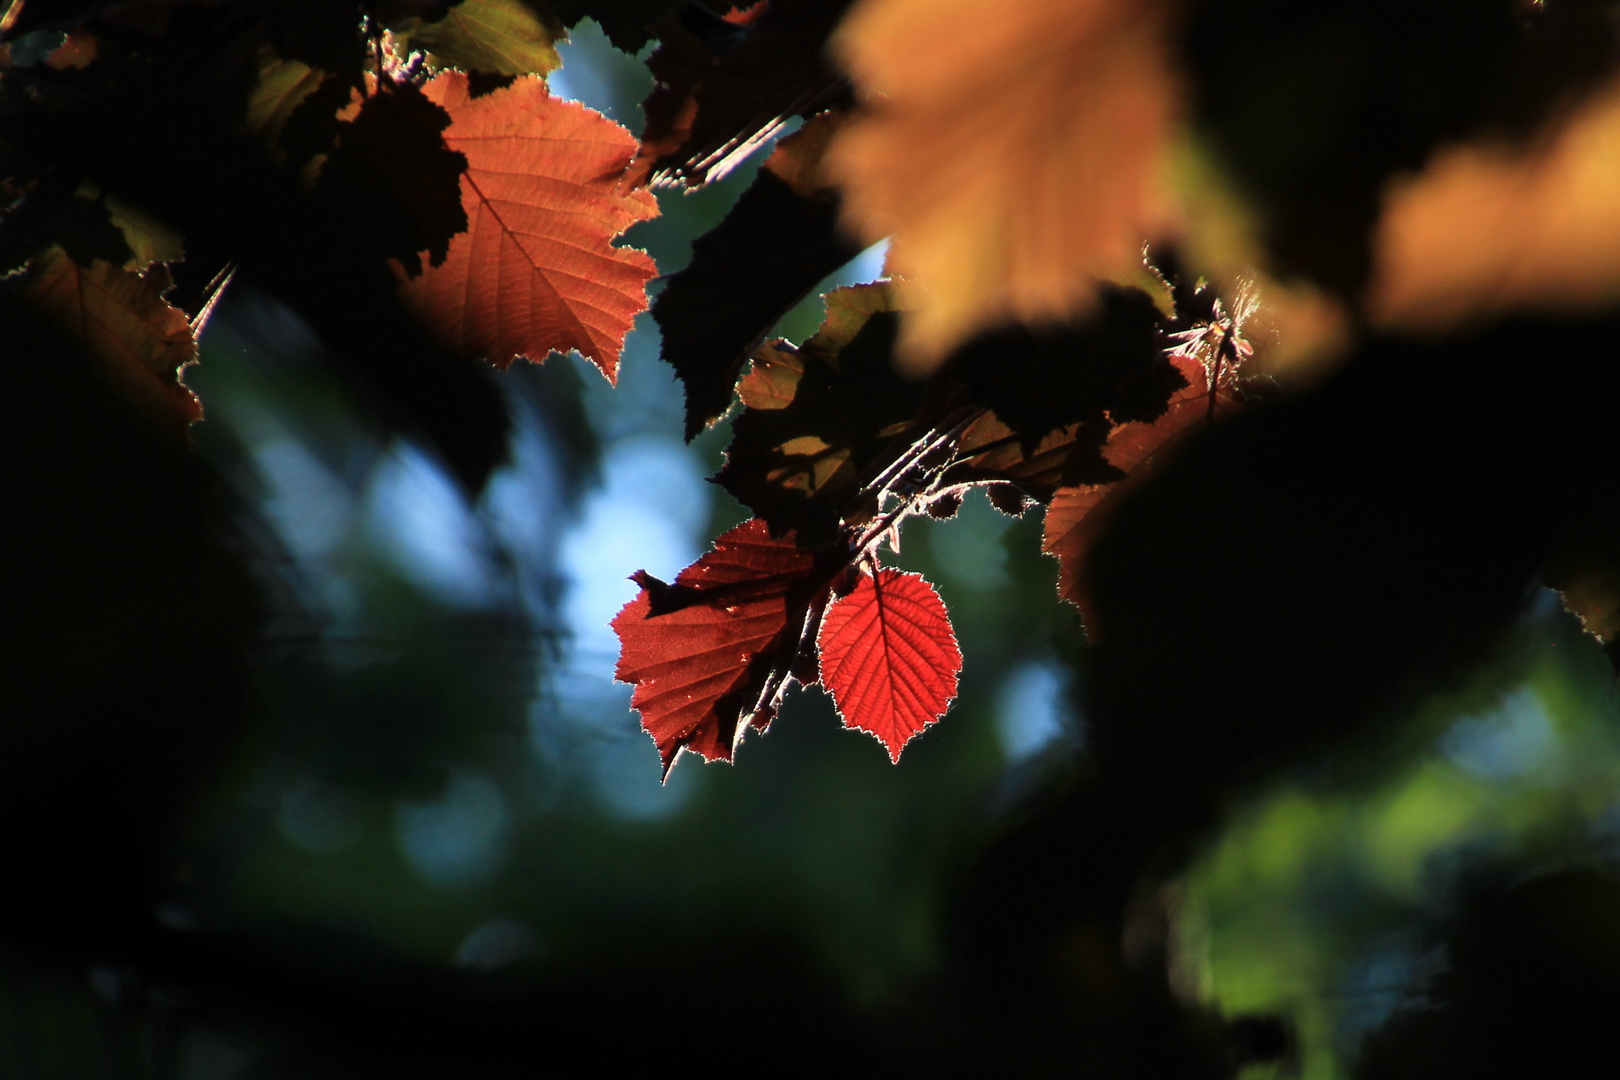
612,519 -> 826,773
397,72 -> 658,381
948,285 -> 1169,439
986,482 -> 1029,517
23,246 -> 199,433
0,183 -> 131,275
248,0 -> 367,77
714,282 -> 924,545
654,107 -> 860,439
625,0 -> 852,189
373,0 -> 455,24
1546,528 -> 1620,670
816,568 -> 960,762
259,64 -> 358,174
1356,869 -> 1620,1080
1042,354 -> 1244,633
316,78 -> 468,275
925,490 -> 962,520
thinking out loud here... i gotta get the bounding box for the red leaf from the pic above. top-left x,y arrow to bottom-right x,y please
398,72 -> 658,382
816,568 -> 960,763
1042,354 -> 1244,633
611,519 -> 822,774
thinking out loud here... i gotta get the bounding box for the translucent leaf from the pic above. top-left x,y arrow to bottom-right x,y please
243,48 -> 328,160
816,568 -> 960,762
825,0 -> 1179,369
1370,74 -> 1620,332
399,0 -> 565,76
397,72 -> 658,381
612,520 -> 826,774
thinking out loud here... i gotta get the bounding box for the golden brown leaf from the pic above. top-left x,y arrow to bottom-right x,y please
825,0 -> 1180,370
398,72 -> 658,381
1369,74 -> 1620,332
397,0 -> 564,77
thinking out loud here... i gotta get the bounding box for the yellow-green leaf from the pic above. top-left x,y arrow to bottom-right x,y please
403,0 -> 565,77
243,48 -> 328,157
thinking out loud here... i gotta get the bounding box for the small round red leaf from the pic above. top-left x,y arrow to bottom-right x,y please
816,568 -> 961,762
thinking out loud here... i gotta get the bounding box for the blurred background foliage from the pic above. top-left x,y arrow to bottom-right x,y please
9,13 -> 1620,1080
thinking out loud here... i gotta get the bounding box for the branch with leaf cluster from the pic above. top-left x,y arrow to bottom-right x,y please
615,266 -> 1267,775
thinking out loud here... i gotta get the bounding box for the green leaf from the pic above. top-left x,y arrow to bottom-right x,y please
625,0 -> 853,189
243,48 -> 329,158
102,191 -> 185,271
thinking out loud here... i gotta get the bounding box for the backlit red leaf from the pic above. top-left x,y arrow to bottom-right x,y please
612,519 -> 823,774
1042,354 -> 1243,634
816,568 -> 960,762
398,72 -> 658,381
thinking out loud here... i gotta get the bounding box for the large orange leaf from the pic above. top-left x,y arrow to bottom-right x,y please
1042,354 -> 1243,635
612,519 -> 825,775
825,0 -> 1180,370
816,568 -> 960,762
398,72 -> 658,381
